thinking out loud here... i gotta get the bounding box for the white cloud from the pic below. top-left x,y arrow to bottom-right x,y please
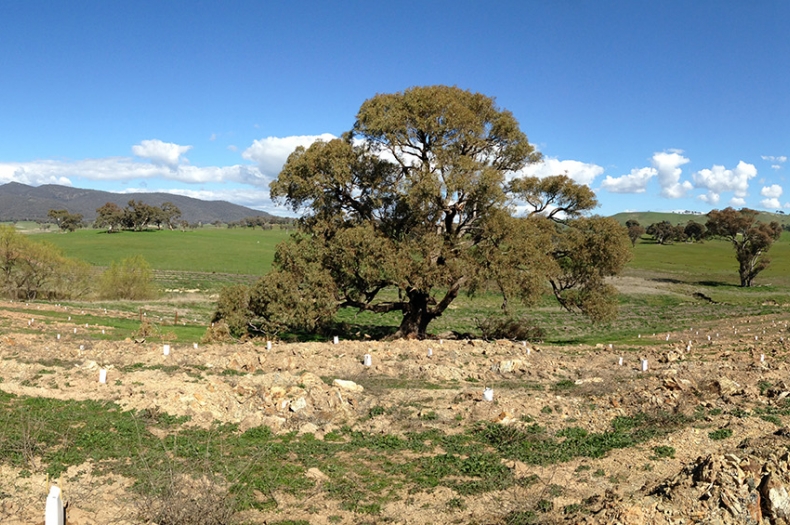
761,184 -> 783,198
242,133 -> 336,177
730,197 -> 746,207
118,187 -> 280,211
600,167 -> 657,193
0,158 -> 269,187
652,151 -> 692,198
698,192 -> 720,205
761,198 -> 781,209
0,162 -> 73,186
762,155 -> 787,163
132,139 -> 192,167
692,161 -> 757,203
519,157 -> 604,186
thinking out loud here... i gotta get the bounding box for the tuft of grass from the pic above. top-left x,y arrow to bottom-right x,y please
651,445 -> 675,459
709,428 -> 733,440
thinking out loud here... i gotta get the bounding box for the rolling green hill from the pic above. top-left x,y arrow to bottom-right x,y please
611,210 -> 790,227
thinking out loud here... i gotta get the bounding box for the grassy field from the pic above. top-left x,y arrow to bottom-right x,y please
30,227 -> 291,275
20,224 -> 790,345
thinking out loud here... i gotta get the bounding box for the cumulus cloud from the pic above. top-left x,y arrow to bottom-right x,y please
0,162 -> 73,186
730,197 -> 746,207
761,184 -> 783,198
519,157 -> 604,186
692,161 -> 757,203
698,192 -> 720,205
600,167 -> 657,193
759,184 -> 784,209
652,151 -> 692,198
242,133 -> 336,176
0,158 -> 268,187
132,139 -> 192,167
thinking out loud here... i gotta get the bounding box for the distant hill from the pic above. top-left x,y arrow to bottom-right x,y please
0,182 -> 278,224
610,210 -> 790,227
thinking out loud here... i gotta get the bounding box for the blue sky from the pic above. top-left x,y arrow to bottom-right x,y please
1,1 -> 788,216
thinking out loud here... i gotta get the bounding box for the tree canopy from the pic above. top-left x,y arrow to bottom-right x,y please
625,219 -> 645,246
705,207 -> 782,287
218,86 -> 631,339
47,209 -> 83,232
94,201 -> 182,232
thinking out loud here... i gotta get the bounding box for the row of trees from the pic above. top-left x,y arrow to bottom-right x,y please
628,209 -> 782,287
213,85 -> 633,339
226,216 -> 296,229
630,219 -> 707,245
94,201 -> 182,232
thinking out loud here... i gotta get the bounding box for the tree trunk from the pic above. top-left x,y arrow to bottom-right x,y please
394,290 -> 434,339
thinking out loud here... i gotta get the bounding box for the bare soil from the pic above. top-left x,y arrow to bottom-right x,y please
2,300 -> 790,524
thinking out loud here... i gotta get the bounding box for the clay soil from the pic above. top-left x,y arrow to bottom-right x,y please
2,300 -> 790,524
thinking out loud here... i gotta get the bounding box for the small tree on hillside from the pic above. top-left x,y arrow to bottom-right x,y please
625,219 -> 645,246
684,220 -> 707,242
705,207 -> 782,287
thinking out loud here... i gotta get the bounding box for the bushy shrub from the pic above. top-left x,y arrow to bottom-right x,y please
201,320 -> 234,343
0,225 -> 94,300
210,284 -> 252,338
477,314 -> 545,341
98,255 -> 157,300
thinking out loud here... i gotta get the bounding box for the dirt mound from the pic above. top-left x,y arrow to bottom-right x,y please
2,299 -> 790,523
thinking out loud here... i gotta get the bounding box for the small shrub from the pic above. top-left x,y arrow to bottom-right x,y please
652,445 -> 675,459
760,414 -> 782,426
368,406 -> 385,417
137,318 -> 156,338
99,255 -> 157,300
709,428 -> 733,440
477,315 -> 545,341
503,510 -> 537,525
201,320 -> 234,344
136,472 -> 238,525
420,411 -> 439,421
446,497 -> 466,510
553,379 -> 576,391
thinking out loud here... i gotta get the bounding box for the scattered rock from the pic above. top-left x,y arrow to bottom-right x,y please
333,379 -> 364,392
306,467 -> 330,483
716,377 -> 742,396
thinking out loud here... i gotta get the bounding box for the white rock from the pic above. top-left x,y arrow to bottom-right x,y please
333,379 -> 364,392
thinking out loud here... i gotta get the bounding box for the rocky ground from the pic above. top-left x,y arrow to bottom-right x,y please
2,300 -> 790,524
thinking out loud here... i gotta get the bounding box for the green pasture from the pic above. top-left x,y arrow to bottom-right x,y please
20,223 -> 790,345
30,227 -> 291,275
630,232 -> 790,287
